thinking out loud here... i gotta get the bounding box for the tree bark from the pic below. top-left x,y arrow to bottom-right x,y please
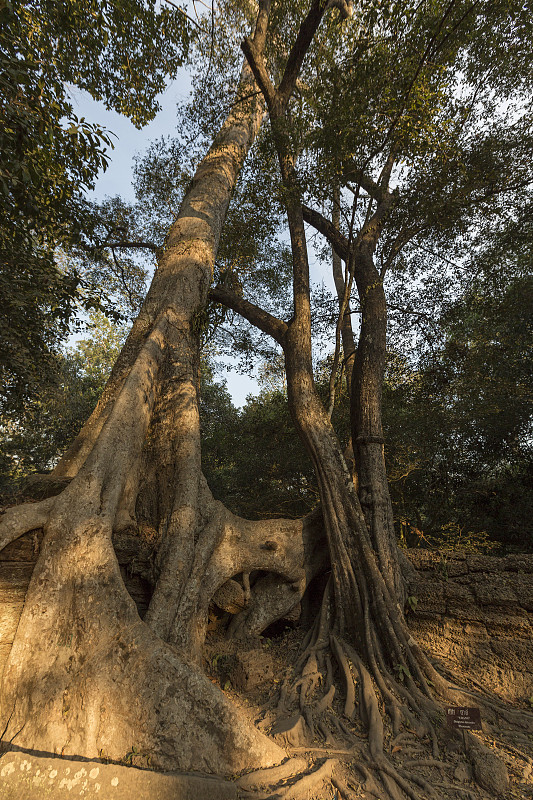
0,5 -> 307,774
350,242 -> 401,599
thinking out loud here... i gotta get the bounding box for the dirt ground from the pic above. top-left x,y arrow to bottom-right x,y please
204,610 -> 533,800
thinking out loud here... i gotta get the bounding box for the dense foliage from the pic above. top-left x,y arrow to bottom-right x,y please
384,275 -> 533,552
0,314 -> 125,494
0,0 -> 190,409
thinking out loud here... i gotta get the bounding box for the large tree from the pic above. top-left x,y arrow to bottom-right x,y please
1,1 -> 532,798
0,2 -> 291,776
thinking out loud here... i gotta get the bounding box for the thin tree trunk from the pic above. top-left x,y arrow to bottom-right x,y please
351,243 -> 402,599
331,185 -> 356,395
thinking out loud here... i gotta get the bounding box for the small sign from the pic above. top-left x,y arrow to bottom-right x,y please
446,706 -> 482,730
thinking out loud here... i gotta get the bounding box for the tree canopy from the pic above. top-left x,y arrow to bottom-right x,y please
0,0 -> 191,410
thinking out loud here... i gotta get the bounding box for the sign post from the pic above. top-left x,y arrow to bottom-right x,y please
446,706 -> 482,752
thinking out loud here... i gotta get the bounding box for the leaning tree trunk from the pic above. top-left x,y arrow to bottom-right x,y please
0,8 -> 318,774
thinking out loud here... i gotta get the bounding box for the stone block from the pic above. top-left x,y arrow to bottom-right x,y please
0,752 -> 238,800
0,531 -> 42,563
228,648 -> 275,692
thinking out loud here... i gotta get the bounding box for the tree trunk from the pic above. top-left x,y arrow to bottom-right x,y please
0,10 -> 310,773
331,185 -> 356,397
235,19 -> 467,789
351,243 -> 402,600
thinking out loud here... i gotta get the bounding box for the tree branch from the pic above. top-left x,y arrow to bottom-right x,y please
342,167 -> 390,203
378,146 -> 397,191
277,1 -> 326,106
252,0 -> 271,52
209,285 -> 288,345
163,0 -> 206,32
302,204 -> 350,261
241,0 -> 276,110
241,36 -> 277,111
382,225 -> 427,274
278,1 -> 353,105
106,240 -> 159,251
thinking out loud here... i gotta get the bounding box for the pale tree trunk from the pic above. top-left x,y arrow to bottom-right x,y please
0,6 -> 319,774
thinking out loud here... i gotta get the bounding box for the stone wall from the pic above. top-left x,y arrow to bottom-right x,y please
406,549 -> 533,703
0,530 -> 43,680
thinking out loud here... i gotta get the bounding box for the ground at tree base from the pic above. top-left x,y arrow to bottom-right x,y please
201,624 -> 533,800
1,622 -> 531,800
1,533 -> 532,800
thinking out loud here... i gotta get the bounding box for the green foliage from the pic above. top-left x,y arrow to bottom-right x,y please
122,0 -> 533,554
0,314 -> 125,494
79,196 -> 154,320
200,372 -> 316,520
384,276 -> 533,552
0,0 -> 191,408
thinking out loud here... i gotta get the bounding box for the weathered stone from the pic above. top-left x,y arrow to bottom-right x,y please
467,735 -> 509,796
454,763 -> 473,782
229,648 -> 275,692
504,554 -> 533,573
0,563 -> 35,594
408,579 -> 446,614
213,579 -> 246,614
0,751 -> 238,799
0,531 -> 42,562
473,581 -> 517,606
22,473 -> 72,499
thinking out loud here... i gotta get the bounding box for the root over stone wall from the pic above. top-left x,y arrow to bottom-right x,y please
1,530 -> 532,704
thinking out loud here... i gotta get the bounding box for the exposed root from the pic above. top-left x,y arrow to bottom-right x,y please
287,746 -> 355,755
0,496 -> 55,553
434,784 -> 479,797
275,758 -> 338,800
237,757 -> 343,800
354,764 -> 384,799
303,705 -> 315,737
401,758 -> 448,770
236,757 -> 308,790
334,636 -> 385,760
330,634 -> 356,720
296,652 -> 322,708
314,684 -> 335,713
331,774 -> 360,800
265,591 -> 525,800
377,758 -> 439,800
